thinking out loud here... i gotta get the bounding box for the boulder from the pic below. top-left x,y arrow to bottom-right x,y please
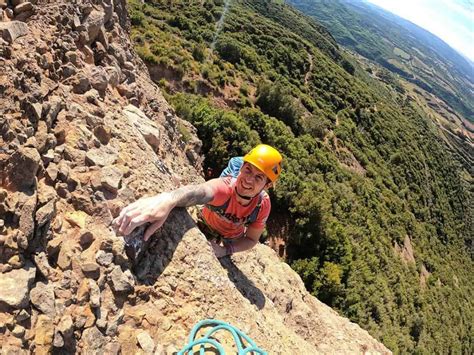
14,1 -> 33,15
82,326 -> 106,352
0,21 -> 28,43
109,265 -> 134,293
100,165 -> 122,193
137,331 -> 155,354
83,10 -> 105,45
123,105 -> 161,152
7,147 -> 41,190
85,146 -> 118,167
0,264 -> 36,309
30,282 -> 56,317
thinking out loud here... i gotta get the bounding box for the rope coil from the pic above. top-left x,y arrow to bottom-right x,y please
178,319 -> 267,355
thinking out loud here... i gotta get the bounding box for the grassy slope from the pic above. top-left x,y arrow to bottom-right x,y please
128,0 -> 473,353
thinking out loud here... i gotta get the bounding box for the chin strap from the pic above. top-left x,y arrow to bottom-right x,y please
235,187 -> 255,201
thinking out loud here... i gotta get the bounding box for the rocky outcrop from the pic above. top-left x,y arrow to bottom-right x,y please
0,0 -> 390,353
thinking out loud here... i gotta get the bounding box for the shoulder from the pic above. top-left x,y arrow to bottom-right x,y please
260,190 -> 271,205
257,190 -> 271,213
206,177 -> 233,205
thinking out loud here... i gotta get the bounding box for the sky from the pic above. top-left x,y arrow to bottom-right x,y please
366,0 -> 474,62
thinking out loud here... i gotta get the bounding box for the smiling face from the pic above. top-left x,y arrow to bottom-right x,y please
235,162 -> 270,199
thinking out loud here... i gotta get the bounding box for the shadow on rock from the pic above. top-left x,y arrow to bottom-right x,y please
132,209 -> 194,285
218,257 -> 266,310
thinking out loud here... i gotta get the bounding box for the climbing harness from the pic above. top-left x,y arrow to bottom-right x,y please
178,319 -> 267,355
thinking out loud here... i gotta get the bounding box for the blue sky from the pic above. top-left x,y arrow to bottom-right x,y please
366,0 -> 474,61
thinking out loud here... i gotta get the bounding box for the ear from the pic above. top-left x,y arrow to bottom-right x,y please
264,180 -> 274,189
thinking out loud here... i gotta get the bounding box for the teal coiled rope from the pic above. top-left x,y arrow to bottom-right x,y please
178,319 -> 267,355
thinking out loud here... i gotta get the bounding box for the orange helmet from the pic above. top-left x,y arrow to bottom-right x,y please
243,144 -> 283,182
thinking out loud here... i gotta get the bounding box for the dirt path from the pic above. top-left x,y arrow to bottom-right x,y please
304,52 -> 313,86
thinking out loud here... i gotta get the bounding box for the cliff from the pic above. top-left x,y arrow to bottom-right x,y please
0,1 -> 390,353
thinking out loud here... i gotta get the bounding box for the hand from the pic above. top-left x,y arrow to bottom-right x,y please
209,240 -> 227,258
112,193 -> 174,241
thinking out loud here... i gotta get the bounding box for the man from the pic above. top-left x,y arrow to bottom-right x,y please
113,144 -> 282,258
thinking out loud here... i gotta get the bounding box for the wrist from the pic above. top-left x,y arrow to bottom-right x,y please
162,192 -> 177,210
225,243 -> 235,256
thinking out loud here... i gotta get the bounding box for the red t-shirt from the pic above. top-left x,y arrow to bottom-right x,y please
202,177 -> 271,239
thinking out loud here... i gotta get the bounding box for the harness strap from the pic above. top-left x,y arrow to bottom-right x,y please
205,192 -> 263,226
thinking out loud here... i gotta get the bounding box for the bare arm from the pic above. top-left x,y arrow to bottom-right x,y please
211,226 -> 263,257
114,179 -> 221,239
231,226 -> 262,253
169,182 -> 215,208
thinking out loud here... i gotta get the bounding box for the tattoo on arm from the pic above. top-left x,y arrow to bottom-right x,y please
170,184 -> 214,207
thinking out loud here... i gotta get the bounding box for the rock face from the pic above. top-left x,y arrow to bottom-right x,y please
0,0 -> 390,354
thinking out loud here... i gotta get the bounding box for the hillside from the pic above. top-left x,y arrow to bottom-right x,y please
128,0 -> 474,353
288,0 -> 474,175
0,0 -> 389,353
288,0 -> 474,121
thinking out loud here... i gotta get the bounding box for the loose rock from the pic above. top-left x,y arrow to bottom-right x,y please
109,265 -> 134,293
0,21 -> 28,43
96,250 -> 113,266
85,146 -> 118,167
137,331 -> 155,354
82,326 -> 106,351
7,147 -> 41,190
35,315 -> 54,351
14,2 -> 33,15
0,264 -> 36,309
30,282 -> 56,317
100,165 -> 122,193
35,199 -> 56,227
123,105 -> 161,152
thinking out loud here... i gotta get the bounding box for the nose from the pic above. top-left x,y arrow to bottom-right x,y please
245,174 -> 256,186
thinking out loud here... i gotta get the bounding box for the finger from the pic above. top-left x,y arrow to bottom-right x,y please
122,222 -> 138,236
118,208 -> 144,234
117,203 -> 139,222
144,220 -> 163,241
118,214 -> 135,235
130,213 -> 152,226
122,213 -> 153,236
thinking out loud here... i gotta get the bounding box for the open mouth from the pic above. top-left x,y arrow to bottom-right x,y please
240,181 -> 253,191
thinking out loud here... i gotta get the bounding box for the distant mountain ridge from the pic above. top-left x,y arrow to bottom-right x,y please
289,0 -> 474,121
361,1 -> 474,78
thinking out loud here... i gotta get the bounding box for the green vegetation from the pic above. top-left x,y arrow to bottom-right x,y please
128,0 -> 473,353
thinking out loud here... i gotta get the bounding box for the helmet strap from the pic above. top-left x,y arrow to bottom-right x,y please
235,187 -> 255,201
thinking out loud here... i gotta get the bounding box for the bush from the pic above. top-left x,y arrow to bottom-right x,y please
215,38 -> 243,64
192,44 -> 207,62
256,81 -> 303,134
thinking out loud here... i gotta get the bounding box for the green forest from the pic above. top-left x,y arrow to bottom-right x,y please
128,0 -> 473,353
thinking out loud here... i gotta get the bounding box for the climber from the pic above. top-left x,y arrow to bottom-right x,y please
112,144 -> 283,258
